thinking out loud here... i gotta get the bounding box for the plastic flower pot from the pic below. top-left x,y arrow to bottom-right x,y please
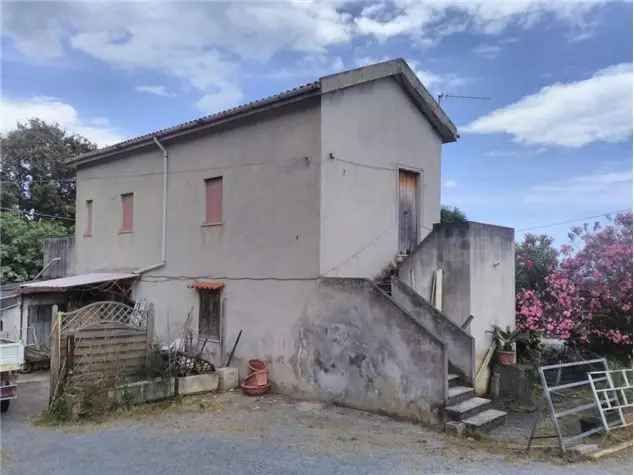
497,350 -> 516,366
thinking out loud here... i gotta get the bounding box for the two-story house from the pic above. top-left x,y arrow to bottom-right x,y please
21,59 -> 515,426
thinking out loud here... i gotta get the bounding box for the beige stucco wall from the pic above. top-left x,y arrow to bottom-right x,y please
75,99 -> 321,279
319,77 -> 443,278
75,99 -> 322,367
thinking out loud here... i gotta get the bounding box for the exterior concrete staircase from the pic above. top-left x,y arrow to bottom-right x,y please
445,372 -> 507,435
374,251 -> 508,434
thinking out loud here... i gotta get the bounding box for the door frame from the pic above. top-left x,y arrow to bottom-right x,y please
395,165 -> 423,254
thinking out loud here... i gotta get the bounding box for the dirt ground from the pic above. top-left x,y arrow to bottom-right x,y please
1,373 -> 632,475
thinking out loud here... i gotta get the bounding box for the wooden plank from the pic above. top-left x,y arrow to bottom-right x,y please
75,327 -> 145,338
75,337 -> 145,349
74,343 -> 147,355
74,352 -> 147,365
588,440 -> 633,460
74,353 -> 147,364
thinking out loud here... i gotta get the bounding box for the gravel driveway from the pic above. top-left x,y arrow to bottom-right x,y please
1,375 -> 631,475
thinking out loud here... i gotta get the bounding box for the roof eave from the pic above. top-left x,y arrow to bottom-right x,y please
69,83 -> 321,168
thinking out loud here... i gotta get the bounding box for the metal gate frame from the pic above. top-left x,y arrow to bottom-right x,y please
588,368 -> 633,432
536,358 -> 609,452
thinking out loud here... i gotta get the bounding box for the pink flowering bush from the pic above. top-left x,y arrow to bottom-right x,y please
516,213 -> 632,358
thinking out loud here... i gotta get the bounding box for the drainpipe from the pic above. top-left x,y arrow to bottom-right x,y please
31,257 -> 61,281
135,136 -> 168,274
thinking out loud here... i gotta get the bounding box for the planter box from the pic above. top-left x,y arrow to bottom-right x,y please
177,373 -> 219,396
112,377 -> 175,405
217,367 -> 239,392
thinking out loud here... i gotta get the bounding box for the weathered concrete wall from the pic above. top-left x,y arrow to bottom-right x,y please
398,224 -> 471,328
320,77 -> 443,278
391,278 -> 474,383
468,223 -> 515,367
398,222 -> 515,370
291,278 -> 447,424
41,236 -> 75,278
135,278 -> 319,372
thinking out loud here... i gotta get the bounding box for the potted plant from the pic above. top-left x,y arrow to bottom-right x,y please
489,325 -> 528,365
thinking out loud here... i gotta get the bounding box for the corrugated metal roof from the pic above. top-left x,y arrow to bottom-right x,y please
20,272 -> 138,293
188,280 -> 225,291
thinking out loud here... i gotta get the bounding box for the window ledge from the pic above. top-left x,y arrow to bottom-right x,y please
119,230 -> 134,234
201,222 -> 223,227
83,233 -> 92,238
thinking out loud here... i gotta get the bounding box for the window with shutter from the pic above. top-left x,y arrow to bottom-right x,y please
204,177 -> 223,224
84,200 -> 93,237
120,193 -> 134,233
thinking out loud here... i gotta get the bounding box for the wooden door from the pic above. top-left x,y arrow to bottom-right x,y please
399,170 -> 418,254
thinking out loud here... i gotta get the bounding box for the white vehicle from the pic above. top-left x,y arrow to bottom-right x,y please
0,339 -> 24,413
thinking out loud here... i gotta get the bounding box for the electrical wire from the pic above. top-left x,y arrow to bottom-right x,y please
0,207 -> 75,222
517,209 -> 631,232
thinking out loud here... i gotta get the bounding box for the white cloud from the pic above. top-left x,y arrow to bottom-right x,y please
523,169 -> 633,207
444,179 -> 458,189
354,0 -> 611,42
257,55 -> 345,81
195,84 -> 245,114
0,96 -> 125,147
462,63 -> 633,147
135,85 -> 173,97
473,44 -> 503,59
1,2 -> 353,113
2,1 -> 614,116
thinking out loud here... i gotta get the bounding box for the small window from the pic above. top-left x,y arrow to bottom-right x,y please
204,177 -> 223,224
199,289 -> 221,339
120,193 -> 134,233
84,200 -> 93,237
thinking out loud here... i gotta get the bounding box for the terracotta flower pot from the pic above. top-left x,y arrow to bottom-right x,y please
497,350 -> 516,366
248,359 -> 268,386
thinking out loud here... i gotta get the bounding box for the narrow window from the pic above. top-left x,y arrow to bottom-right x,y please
204,177 -> 223,224
84,200 -> 93,237
199,289 -> 221,339
120,193 -> 134,233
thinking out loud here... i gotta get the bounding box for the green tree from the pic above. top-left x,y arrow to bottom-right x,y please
0,119 -> 96,221
440,206 -> 467,224
515,233 -> 558,293
0,213 -> 68,282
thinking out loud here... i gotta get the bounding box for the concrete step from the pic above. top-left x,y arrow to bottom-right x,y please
445,397 -> 492,421
463,409 -> 507,433
447,373 -> 461,388
447,386 -> 474,406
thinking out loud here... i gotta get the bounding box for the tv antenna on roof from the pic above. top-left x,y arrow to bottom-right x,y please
437,93 -> 492,104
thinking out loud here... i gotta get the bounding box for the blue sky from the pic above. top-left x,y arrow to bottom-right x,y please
1,1 -> 632,244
